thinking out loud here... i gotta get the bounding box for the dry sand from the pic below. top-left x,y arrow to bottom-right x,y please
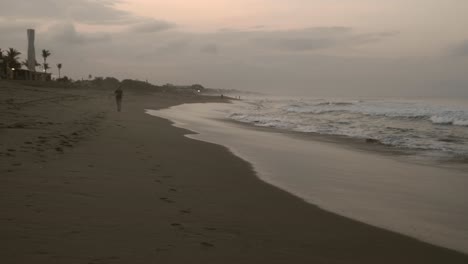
1,81 -> 467,263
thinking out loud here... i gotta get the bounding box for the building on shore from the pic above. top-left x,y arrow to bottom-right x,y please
9,68 -> 51,81
27,29 -> 36,72
0,29 -> 51,81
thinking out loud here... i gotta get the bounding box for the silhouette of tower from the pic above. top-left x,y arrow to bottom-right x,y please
27,29 -> 36,71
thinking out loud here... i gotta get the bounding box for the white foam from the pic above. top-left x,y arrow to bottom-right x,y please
431,115 -> 468,126
226,98 -> 468,158
147,102 -> 468,253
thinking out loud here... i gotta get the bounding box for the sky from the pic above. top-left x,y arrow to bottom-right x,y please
1,0 -> 468,97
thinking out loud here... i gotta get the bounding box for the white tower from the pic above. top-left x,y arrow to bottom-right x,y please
27,29 -> 36,71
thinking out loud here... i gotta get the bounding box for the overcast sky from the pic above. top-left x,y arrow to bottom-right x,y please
1,0 -> 468,97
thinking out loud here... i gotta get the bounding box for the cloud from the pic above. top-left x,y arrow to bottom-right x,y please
347,31 -> 399,45
250,27 -> 395,52
200,44 -> 219,54
129,19 -> 176,33
451,40 -> 468,57
1,0 -> 465,97
256,37 -> 334,51
47,23 -> 111,45
134,39 -> 191,60
157,40 -> 190,54
67,0 -> 135,25
0,0 -> 135,25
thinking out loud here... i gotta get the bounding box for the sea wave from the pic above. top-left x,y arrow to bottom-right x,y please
284,101 -> 468,126
227,97 -> 468,160
315,101 -> 357,106
430,115 -> 468,126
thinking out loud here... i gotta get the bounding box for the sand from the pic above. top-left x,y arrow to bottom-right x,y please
151,102 -> 468,253
1,81 -> 467,263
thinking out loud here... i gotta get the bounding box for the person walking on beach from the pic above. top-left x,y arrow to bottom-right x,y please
114,85 -> 123,112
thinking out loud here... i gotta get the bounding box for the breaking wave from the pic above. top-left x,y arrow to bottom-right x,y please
228,97 -> 468,160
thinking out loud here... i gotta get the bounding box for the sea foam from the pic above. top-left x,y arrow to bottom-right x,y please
228,97 -> 468,160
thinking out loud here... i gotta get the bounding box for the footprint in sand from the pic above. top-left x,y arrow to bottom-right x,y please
200,242 -> 215,248
60,140 -> 73,147
155,244 -> 174,252
89,256 -> 120,263
160,197 -> 174,203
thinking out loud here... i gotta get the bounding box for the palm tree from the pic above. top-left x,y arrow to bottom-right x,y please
0,48 -> 4,78
42,49 -> 51,72
57,63 -> 62,78
43,63 -> 50,73
6,48 -> 21,70
22,59 -> 39,69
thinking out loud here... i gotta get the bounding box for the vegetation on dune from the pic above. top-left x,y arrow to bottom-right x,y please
0,47 -> 219,95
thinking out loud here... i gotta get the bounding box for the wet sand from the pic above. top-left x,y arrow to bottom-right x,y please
151,102 -> 468,254
1,81 -> 467,263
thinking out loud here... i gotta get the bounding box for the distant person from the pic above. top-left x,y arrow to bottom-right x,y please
114,85 -> 123,112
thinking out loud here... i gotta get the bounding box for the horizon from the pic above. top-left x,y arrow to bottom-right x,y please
1,0 -> 468,97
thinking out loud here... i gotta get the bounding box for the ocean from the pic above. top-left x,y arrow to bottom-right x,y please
227,96 -> 468,163
147,96 -> 468,253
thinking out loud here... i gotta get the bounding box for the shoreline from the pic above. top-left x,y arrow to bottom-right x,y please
151,102 -> 468,254
1,82 -> 468,263
225,118 -> 468,173
225,97 -> 468,168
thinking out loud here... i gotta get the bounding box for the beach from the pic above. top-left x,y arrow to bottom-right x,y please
1,81 -> 468,263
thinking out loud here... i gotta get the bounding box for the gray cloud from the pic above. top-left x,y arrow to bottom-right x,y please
200,44 -> 219,54
129,19 -> 176,33
157,40 -> 190,54
256,37 -> 334,51
451,40 -> 468,57
134,39 -> 191,61
47,23 -> 111,45
250,27 -> 395,52
347,31 -> 399,45
1,1 -> 467,97
0,20 -> 33,35
0,0 -> 135,25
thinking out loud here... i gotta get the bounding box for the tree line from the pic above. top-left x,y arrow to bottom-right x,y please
0,47 -> 63,78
